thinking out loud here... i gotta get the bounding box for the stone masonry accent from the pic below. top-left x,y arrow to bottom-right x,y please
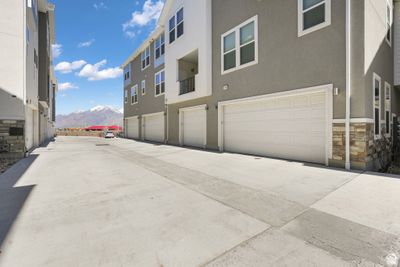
0,120 -> 26,163
332,123 -> 376,170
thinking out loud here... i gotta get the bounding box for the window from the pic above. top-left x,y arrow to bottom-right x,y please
155,70 -> 165,96
155,33 -> 165,60
124,65 -> 131,82
26,26 -> 30,44
124,90 -> 128,103
386,1 -> 392,46
131,85 -> 138,104
385,82 -> 391,136
221,16 -> 258,74
169,8 -> 184,44
373,73 -> 381,139
141,80 -> 146,95
141,46 -> 150,70
298,0 -> 331,36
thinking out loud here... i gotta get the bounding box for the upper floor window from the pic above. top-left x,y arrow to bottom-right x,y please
124,65 -> 131,82
169,8 -> 184,44
385,82 -> 391,136
141,80 -> 146,95
131,85 -> 138,104
155,70 -> 165,96
386,1 -> 392,46
373,73 -> 381,139
221,16 -> 258,74
141,46 -> 151,70
124,90 -> 128,103
155,33 -> 165,60
298,0 -> 331,37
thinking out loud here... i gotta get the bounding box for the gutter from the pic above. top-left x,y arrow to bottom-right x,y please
345,0 -> 351,170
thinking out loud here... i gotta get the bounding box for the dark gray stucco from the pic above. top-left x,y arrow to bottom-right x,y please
211,0 -> 347,118
38,11 -> 49,104
124,38 -> 166,119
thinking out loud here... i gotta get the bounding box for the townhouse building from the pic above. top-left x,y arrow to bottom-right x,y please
0,0 -> 57,163
123,0 -> 398,171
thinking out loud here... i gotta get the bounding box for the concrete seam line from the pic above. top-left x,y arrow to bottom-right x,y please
198,227 -> 276,267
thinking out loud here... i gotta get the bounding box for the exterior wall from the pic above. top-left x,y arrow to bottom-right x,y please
364,0 -> 395,121
164,0 -> 212,104
0,0 -> 25,120
395,1 -> 400,86
38,11 -> 50,104
124,34 -> 166,140
212,0 -> 347,119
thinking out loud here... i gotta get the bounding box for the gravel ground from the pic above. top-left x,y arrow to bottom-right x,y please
0,159 -> 16,174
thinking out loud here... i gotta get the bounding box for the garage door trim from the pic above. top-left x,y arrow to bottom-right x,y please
217,84 -> 333,165
179,104 -> 207,147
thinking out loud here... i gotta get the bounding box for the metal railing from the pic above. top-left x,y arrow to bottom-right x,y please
179,76 -> 195,95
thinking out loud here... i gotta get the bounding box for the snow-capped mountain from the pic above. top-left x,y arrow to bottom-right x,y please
56,106 -> 123,128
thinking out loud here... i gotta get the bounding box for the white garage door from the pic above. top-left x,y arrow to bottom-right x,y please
180,105 -> 207,148
126,117 -> 139,139
143,112 -> 165,143
220,90 -> 328,164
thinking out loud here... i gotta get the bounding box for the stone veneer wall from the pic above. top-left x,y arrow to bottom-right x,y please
331,123 -> 377,170
0,120 -> 26,164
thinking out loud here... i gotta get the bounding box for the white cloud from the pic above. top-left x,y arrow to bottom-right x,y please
52,43 -> 62,58
55,60 -> 87,74
78,60 -> 123,81
123,0 -> 164,37
59,82 -> 78,91
78,39 -> 95,48
94,2 -> 107,9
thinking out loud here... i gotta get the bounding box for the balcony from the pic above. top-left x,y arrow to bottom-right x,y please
179,76 -> 196,95
178,49 -> 198,95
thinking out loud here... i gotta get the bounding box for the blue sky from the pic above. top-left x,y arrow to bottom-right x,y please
52,0 -> 164,115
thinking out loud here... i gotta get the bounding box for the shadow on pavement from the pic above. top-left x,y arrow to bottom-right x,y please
0,154 -> 38,249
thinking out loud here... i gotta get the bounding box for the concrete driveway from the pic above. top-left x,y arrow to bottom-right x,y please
0,136 -> 399,266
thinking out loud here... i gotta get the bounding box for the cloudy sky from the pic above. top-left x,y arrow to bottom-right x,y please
52,0 -> 164,115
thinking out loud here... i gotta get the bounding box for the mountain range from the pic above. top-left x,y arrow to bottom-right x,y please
56,106 -> 123,128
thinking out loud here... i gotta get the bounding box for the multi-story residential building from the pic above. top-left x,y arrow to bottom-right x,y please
0,0 -> 57,163
122,0 -> 397,171
122,27 -> 167,143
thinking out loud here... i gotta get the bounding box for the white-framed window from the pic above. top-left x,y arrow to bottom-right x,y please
221,15 -> 258,74
141,80 -> 146,95
386,0 -> 392,46
155,70 -> 165,96
298,0 -> 331,37
155,33 -> 165,60
373,73 -> 382,139
124,89 -> 128,103
141,46 -> 151,70
169,7 -> 184,44
26,26 -> 30,45
131,85 -> 138,104
385,82 -> 391,136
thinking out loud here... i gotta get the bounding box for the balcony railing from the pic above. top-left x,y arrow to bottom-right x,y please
179,76 -> 195,95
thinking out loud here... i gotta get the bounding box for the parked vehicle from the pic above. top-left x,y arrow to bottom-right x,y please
105,131 -> 115,139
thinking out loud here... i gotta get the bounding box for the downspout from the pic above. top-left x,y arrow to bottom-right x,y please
345,0 -> 352,170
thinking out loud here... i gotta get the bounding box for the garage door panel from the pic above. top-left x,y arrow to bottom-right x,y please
126,117 -> 139,139
181,108 -> 206,148
143,114 -> 165,143
222,91 -> 327,164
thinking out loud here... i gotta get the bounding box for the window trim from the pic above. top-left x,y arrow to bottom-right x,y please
385,0 -> 392,47
385,81 -> 391,137
373,73 -> 382,140
141,80 -> 146,95
141,45 -> 151,70
154,33 -> 165,61
297,0 -> 331,37
169,6 -> 184,44
131,85 -> 138,105
154,69 -> 165,97
221,15 -> 258,75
